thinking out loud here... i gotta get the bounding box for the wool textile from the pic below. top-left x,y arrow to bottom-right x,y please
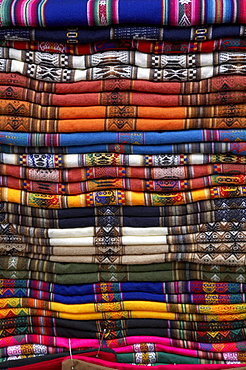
1,0 -> 246,368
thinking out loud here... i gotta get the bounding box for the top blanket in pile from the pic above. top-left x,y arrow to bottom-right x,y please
2,0 -> 246,369
0,0 -> 245,27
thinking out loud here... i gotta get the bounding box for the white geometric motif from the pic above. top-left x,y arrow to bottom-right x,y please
179,0 -> 191,4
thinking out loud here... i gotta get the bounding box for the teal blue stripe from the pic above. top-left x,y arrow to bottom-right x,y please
163,0 -> 169,25
1,0 -> 13,26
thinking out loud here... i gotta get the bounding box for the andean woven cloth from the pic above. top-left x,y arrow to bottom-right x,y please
1,142 -> 246,154
1,129 -> 246,147
2,162 -> 244,180
0,257 -> 244,283
2,186 -> 246,208
3,49 -> 246,69
1,60 -> 246,82
3,199 -> 246,217
1,334 -> 246,353
1,0 -> 246,27
3,24 -> 246,43
2,153 -> 246,168
3,209 -> 246,227
0,73 -> 246,94
6,37 -> 246,56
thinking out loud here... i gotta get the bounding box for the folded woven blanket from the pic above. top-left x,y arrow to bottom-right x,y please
2,162 -> 244,181
6,38 -> 246,55
2,24 -> 246,43
1,0 -> 246,28
1,129 -> 245,147
2,209 -> 246,227
1,73 -> 246,94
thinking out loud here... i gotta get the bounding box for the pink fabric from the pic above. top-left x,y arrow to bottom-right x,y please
1,334 -> 246,353
106,335 -> 246,353
0,335 -> 99,349
114,343 -> 209,357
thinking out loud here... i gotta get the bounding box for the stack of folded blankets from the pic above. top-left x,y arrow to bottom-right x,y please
2,0 -> 246,369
